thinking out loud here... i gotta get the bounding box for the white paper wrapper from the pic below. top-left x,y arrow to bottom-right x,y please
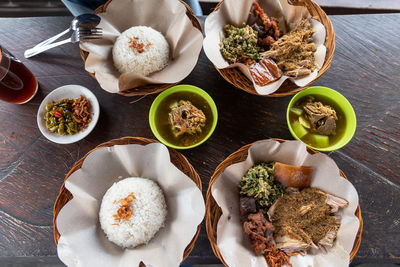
80,0 -> 203,93
211,140 -> 359,267
56,143 -> 205,267
203,0 -> 327,95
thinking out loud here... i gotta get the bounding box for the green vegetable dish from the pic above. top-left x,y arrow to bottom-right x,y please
239,162 -> 284,208
45,99 -> 78,135
44,96 -> 92,136
220,24 -> 260,64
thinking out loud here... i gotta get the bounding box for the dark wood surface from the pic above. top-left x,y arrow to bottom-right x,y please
0,14 -> 399,265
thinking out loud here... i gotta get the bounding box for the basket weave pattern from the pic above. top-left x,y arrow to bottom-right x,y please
205,139 -> 363,266
80,0 -> 203,96
212,0 -> 335,97
53,137 -> 203,263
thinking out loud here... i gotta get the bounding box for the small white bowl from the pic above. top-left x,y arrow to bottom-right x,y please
37,85 -> 100,144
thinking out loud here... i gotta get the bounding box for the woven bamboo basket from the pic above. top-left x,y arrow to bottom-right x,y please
205,139 -> 363,266
211,0 -> 335,97
80,0 -> 203,97
53,137 -> 203,264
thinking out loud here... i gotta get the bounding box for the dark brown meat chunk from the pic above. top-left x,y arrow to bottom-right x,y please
250,2 -> 280,49
239,197 -> 257,222
243,210 -> 275,255
303,100 -> 338,135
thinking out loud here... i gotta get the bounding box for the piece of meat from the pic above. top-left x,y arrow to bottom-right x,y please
285,68 -> 312,77
273,162 -> 313,189
239,197 -> 257,222
274,235 -> 310,254
316,116 -> 337,135
317,227 -> 338,248
274,225 -> 318,254
325,193 -> 349,213
248,58 -> 281,86
310,188 -> 348,213
303,100 -> 338,135
250,2 -> 280,49
243,210 -> 275,255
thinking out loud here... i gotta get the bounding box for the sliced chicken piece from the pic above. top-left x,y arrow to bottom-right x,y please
325,193 -> 349,213
317,227 -> 339,248
275,235 -> 310,254
274,225 -> 317,254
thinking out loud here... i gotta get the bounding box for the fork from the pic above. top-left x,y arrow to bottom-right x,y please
24,27 -> 103,59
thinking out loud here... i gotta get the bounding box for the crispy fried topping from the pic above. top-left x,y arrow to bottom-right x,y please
72,95 -> 92,131
113,192 -> 136,223
264,246 -> 293,267
128,37 -> 151,53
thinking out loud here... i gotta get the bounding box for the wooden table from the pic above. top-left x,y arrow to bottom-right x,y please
0,14 -> 399,265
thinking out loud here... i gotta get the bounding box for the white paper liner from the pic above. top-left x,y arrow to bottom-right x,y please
211,140 -> 360,267
203,0 -> 327,95
80,0 -> 203,93
56,143 -> 205,267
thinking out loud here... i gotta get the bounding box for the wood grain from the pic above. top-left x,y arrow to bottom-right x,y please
0,14 -> 399,265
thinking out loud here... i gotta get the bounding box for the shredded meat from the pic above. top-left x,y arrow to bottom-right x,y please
72,95 -> 92,131
243,210 -> 275,255
251,2 -> 280,49
260,19 -> 316,78
264,246 -> 293,267
113,192 -> 136,223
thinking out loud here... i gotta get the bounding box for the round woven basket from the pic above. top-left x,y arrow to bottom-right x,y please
205,139 -> 363,266
80,0 -> 203,97
211,0 -> 335,97
53,137 -> 203,264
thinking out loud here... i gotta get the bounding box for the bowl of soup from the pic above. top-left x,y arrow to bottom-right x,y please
149,84 -> 218,149
287,86 -> 356,151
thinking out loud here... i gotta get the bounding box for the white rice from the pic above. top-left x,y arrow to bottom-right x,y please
99,177 -> 167,248
112,26 -> 170,76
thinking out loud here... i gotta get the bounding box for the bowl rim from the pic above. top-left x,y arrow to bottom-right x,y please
286,86 -> 356,152
37,84 -> 100,144
149,84 -> 218,149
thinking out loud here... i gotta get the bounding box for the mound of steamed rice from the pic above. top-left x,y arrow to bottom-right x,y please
112,26 -> 170,76
99,177 -> 167,248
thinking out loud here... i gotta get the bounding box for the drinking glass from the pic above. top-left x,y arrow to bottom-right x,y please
0,46 -> 38,104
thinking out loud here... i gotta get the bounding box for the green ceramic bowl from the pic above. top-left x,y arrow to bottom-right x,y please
149,84 -> 218,150
287,86 -> 356,152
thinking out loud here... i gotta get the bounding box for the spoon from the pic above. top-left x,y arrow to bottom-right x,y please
24,14 -> 101,58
